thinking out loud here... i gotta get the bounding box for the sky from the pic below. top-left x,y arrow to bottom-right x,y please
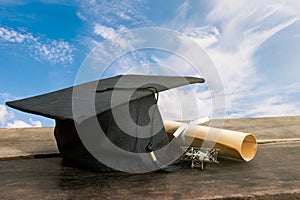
0,0 -> 300,128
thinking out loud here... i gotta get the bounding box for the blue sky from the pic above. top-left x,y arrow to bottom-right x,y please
0,0 -> 300,128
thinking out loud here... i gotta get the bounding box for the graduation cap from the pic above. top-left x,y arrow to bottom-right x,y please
6,75 -> 204,172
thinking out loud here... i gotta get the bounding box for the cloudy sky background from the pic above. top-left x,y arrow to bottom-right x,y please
1,0 -> 300,128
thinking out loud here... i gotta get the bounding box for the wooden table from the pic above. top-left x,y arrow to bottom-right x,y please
1,116 -> 300,199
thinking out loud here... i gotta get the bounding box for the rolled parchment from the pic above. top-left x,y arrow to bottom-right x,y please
164,120 -> 257,162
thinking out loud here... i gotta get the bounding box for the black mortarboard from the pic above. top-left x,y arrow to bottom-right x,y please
6,75 -> 204,172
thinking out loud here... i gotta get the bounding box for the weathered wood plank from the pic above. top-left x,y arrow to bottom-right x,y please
0,142 -> 299,199
0,116 -> 300,199
0,127 -> 58,159
1,116 -> 300,159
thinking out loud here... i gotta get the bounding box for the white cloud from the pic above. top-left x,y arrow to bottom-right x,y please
7,120 -> 32,128
240,17 -> 299,57
7,118 -> 42,128
231,96 -> 300,118
207,0 -> 296,24
77,0 -> 150,27
284,82 -> 300,96
206,0 -> 299,51
93,24 -> 130,45
0,104 -> 15,125
76,0 -> 151,50
204,0 -> 300,118
31,40 -> 73,64
0,92 -> 14,101
94,24 -> 117,40
0,103 -> 42,128
158,87 -> 213,121
117,12 -> 133,21
75,0 -> 300,119
29,118 -> 42,127
5,118 -> 43,128
0,27 -> 27,43
161,0 -> 300,119
184,26 -> 220,49
76,11 -> 87,21
0,26 -> 74,64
